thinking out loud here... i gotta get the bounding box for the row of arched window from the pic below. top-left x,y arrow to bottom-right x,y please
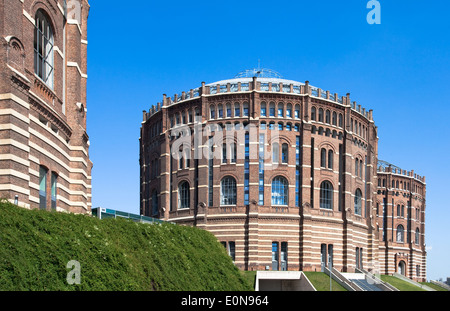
311,106 -> 343,128
350,117 -> 368,140
178,177 -> 364,214
177,176 -> 290,208
209,103 -> 250,119
170,107 -> 201,128
396,225 -> 421,244
261,102 -> 301,119
319,181 -> 363,215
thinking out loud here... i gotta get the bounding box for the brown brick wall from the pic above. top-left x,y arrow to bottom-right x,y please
0,0 -> 92,213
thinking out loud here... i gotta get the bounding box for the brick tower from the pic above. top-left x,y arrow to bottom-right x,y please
0,0 -> 92,213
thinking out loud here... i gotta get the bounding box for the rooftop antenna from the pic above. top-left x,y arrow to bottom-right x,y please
256,60 -> 261,76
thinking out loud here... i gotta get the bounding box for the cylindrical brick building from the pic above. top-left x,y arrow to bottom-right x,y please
139,69 -> 427,281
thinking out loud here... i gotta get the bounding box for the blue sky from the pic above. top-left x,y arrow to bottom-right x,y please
86,0 -> 450,281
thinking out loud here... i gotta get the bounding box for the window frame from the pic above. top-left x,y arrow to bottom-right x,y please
271,176 -> 288,206
221,176 -> 237,206
320,180 -> 333,210
34,9 -> 54,89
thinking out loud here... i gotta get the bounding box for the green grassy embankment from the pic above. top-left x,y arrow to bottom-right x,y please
380,275 -> 426,291
0,200 -> 252,291
303,271 -> 347,291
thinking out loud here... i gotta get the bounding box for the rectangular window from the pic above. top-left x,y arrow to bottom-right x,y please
244,133 -> 249,205
222,143 -> 227,163
272,242 -> 279,271
259,133 -> 265,206
51,172 -> 57,210
228,241 -> 236,262
231,143 -> 237,163
39,166 -> 47,210
281,242 -> 288,271
296,136 -> 301,207
208,136 -> 214,206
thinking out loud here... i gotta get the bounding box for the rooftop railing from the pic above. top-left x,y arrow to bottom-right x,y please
143,78 -> 372,122
377,160 -> 425,182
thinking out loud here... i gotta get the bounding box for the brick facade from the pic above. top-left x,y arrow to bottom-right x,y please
0,0 -> 92,213
140,75 -> 427,282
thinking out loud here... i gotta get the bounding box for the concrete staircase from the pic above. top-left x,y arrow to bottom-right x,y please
327,268 -> 398,291
341,272 -> 383,291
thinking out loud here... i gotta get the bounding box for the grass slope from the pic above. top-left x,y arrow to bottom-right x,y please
303,272 -> 347,291
380,275 -> 426,291
0,201 -> 252,291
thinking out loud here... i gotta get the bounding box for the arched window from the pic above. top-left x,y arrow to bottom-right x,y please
397,225 -> 404,243
272,176 -> 288,205
278,122 -> 283,131
338,113 -> 343,127
355,158 -> 359,176
178,181 -> 190,209
354,188 -> 362,215
261,102 -> 267,116
269,102 -> 275,117
328,149 -> 333,169
221,176 -> 237,205
286,104 -> 292,118
325,110 -> 331,124
226,104 -> 232,117
320,181 -> 333,209
282,143 -> 288,163
311,107 -> 316,121
218,104 -> 223,118
286,123 -> 292,131
318,108 -> 324,122
294,104 -> 300,118
320,148 -> 327,168
210,105 -> 215,119
272,142 -> 279,163
332,112 -> 337,126
243,102 -> 249,117
34,9 -> 54,88
415,228 -> 420,245
277,103 -> 284,117
234,103 -> 240,117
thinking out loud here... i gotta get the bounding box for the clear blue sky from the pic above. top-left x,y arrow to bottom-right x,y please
87,0 -> 450,281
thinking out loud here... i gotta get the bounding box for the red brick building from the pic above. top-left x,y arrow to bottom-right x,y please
0,0 -> 92,213
139,70 -> 427,282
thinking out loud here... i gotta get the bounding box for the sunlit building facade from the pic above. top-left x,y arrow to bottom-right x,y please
0,0 -> 92,213
139,68 -> 427,282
